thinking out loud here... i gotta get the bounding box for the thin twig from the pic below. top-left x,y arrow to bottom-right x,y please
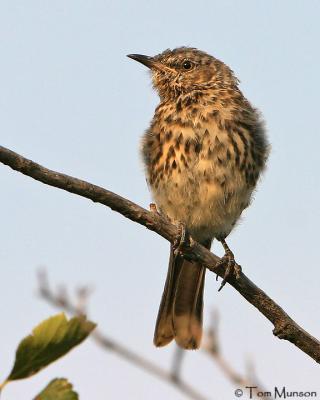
1,145 -> 319,362
37,271 -> 209,400
203,311 -> 273,399
38,274 -> 271,400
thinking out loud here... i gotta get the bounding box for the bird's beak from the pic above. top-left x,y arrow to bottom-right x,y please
127,54 -> 155,69
127,53 -> 175,74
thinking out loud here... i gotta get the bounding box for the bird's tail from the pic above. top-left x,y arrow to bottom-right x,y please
153,241 -> 210,350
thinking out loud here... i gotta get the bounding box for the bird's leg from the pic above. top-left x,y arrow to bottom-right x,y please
173,222 -> 191,256
149,205 -> 190,255
216,239 -> 241,291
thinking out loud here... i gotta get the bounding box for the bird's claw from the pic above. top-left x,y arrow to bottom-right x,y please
216,250 -> 241,291
173,223 -> 190,256
149,203 -> 159,213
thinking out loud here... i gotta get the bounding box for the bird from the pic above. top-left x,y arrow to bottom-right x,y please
127,47 -> 269,350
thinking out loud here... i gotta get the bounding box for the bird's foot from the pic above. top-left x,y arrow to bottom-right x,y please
149,206 -> 190,257
150,204 -> 173,225
216,240 -> 241,291
149,203 -> 159,213
173,222 -> 191,256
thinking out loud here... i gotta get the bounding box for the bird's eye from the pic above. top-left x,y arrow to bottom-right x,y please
182,60 -> 193,70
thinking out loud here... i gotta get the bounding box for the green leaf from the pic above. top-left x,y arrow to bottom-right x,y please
34,378 -> 78,400
6,313 -> 96,382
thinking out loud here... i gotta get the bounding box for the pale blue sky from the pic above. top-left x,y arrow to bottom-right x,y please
0,1 -> 320,399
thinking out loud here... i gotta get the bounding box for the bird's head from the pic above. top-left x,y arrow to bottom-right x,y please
127,47 -> 238,101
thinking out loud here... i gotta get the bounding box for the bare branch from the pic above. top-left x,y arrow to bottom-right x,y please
1,145 -> 320,363
37,271 -> 209,400
203,310 -> 273,399
38,273 -> 274,400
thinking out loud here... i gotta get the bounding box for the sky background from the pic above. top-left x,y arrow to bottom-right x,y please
0,1 -> 320,399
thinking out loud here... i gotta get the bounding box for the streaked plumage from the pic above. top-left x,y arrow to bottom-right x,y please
128,47 -> 269,349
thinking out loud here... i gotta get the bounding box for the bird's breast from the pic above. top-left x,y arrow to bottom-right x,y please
141,106 -> 265,241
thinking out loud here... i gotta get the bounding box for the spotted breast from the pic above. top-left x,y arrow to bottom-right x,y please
142,88 -> 266,243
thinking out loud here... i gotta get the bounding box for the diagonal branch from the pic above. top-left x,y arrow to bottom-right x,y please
1,145 -> 319,363
38,273 -> 270,400
203,310 -> 274,399
37,271 -> 209,400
